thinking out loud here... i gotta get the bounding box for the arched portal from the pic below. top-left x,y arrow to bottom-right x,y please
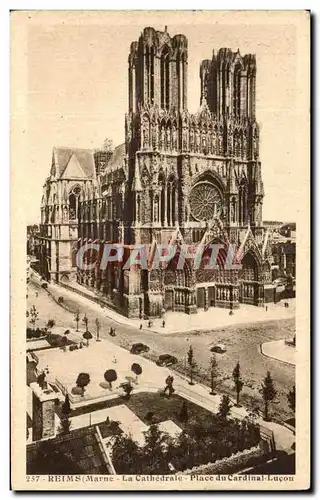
239,251 -> 260,305
195,244 -> 238,310
163,257 -> 194,313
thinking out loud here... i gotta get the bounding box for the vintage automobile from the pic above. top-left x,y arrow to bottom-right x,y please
156,354 -> 178,367
210,343 -> 227,354
130,343 -> 150,355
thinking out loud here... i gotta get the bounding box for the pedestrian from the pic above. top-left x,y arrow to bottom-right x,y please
112,356 -> 117,364
148,320 -> 152,328
265,306 -> 268,312
35,292 -> 38,298
139,323 -> 143,330
162,319 -> 166,328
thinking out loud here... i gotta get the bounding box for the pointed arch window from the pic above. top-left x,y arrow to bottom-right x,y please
161,47 -> 170,110
233,64 -> 242,116
69,185 -> 81,220
146,46 -> 154,104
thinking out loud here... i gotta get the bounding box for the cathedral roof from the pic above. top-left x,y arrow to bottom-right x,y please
106,143 -> 126,172
52,147 -> 95,179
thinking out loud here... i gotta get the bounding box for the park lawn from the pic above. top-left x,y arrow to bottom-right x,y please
141,318 -> 296,422
61,391 -> 214,431
125,392 -> 213,429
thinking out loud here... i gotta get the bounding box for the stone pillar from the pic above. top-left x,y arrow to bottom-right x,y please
168,185 -> 172,226
175,187 -> 179,226
164,184 -> 168,227
132,64 -> 136,113
31,382 -> 57,442
240,71 -> 247,117
204,287 -> 208,311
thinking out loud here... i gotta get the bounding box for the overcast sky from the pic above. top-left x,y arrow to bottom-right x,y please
18,11 -> 303,224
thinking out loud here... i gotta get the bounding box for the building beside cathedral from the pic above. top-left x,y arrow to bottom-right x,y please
38,26 -> 276,318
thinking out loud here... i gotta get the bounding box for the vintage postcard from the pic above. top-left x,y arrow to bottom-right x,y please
11,10 -> 310,490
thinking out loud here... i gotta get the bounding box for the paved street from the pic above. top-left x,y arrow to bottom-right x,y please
27,273 -> 295,421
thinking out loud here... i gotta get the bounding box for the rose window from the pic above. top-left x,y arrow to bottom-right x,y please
189,182 -> 222,222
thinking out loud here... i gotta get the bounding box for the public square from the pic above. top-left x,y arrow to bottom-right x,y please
27,273 -> 295,421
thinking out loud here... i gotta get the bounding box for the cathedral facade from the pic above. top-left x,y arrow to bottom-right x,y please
38,26 -> 274,318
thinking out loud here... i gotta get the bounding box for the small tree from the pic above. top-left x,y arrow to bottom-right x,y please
29,305 -> 38,330
178,401 -> 189,423
59,394 -> 72,435
37,371 -> 47,390
232,361 -> 244,407
95,318 -> 101,341
61,394 -> 71,416
104,369 -> 117,389
131,363 -> 142,383
61,336 -> 68,350
46,319 -> 55,331
260,371 -> 277,421
287,385 -> 296,412
76,372 -> 90,396
74,310 -> 80,332
122,382 -> 133,399
58,417 -> 71,435
164,375 -> 175,397
218,395 -> 232,419
187,345 -> 196,385
83,330 -> 93,347
82,314 -> 89,333
209,354 -> 219,395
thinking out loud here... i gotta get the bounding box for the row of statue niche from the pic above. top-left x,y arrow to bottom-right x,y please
141,121 -> 255,159
143,120 -> 178,151
216,287 -> 238,301
243,284 -> 255,298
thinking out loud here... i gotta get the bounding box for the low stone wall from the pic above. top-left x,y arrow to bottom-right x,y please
178,444 -> 268,475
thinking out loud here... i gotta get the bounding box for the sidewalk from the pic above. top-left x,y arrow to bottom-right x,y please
50,277 -> 295,335
261,339 -> 296,366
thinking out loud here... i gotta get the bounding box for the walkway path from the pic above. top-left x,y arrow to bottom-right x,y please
55,278 -> 295,334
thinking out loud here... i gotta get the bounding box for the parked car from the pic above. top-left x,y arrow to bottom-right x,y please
156,354 -> 178,367
130,343 -> 150,355
210,343 -> 227,354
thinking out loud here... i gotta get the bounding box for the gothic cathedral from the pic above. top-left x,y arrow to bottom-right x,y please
39,26 -> 274,319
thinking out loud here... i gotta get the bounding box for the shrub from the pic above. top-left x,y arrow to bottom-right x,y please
145,411 -> 154,422
131,363 -> 142,382
58,296 -> 64,303
75,372 -> 90,395
178,401 -> 189,423
83,331 -> 93,346
104,369 -> 117,389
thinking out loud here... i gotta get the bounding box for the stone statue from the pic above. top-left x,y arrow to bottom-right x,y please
172,126 -> 177,150
196,130 -> 200,152
143,118 -> 150,149
160,127 -> 165,149
166,127 -> 171,151
182,127 -> 188,151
